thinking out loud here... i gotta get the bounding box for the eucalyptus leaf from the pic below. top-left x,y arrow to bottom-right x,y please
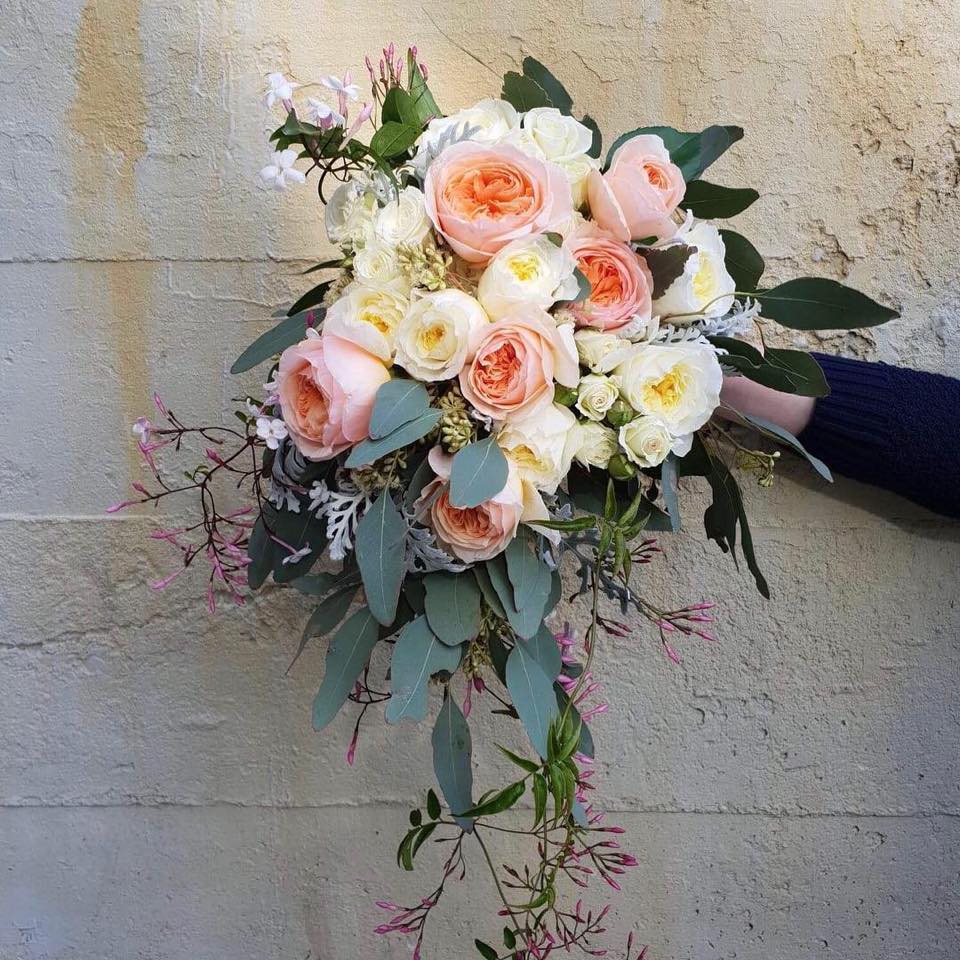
311,607 -> 380,730
661,454 -> 681,532
501,72 -> 550,111
231,312 -> 311,374
737,412 -> 832,482
521,56 -> 573,114
517,623 -> 562,680
369,379 -> 431,439
449,437 -> 509,508
424,572 -> 482,646
355,492 -> 408,626
473,565 -> 506,619
719,229 -> 765,291
642,244 -> 696,299
432,692 -> 474,825
712,337 -> 830,398
288,584 -> 358,672
345,409 -> 441,467
581,114 -> 602,158
504,533 -> 552,639
506,642 -> 560,758
757,278 -> 899,330
385,616 -> 462,724
286,280 -> 332,318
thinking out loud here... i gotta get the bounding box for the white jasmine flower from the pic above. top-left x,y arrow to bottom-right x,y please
306,98 -> 344,127
575,374 -> 621,421
132,417 -> 152,441
394,289 -> 489,381
615,341 -> 723,436
571,421 -> 619,469
264,72 -> 298,108
256,416 -> 289,450
259,149 -> 305,190
321,73 -> 361,101
478,235 -> 579,321
653,221 -> 737,320
496,403 -> 577,494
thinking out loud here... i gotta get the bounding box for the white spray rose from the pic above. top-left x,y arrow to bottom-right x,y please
615,341 -> 723,435
497,403 -> 577,494
325,180 -> 379,247
575,373 -> 621,421
618,416 -> 676,468
373,185 -> 432,248
323,280 -> 409,361
574,329 -> 635,374
522,108 -> 594,161
395,289 -> 489,381
353,239 -> 405,286
571,421 -> 619,469
557,153 -> 601,209
653,221 -> 737,320
414,99 -> 520,168
478,236 -> 580,320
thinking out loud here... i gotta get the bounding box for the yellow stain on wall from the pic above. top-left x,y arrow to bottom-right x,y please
69,0 -> 154,478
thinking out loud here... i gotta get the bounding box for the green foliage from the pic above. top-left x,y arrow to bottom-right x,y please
288,582 -> 358,672
424,572 -> 482,646
719,229 -> 765,291
381,86 -> 422,127
581,114 -> 602,158
345,409 -> 441,467
521,56 -> 574,114
459,780 -> 526,818
407,56 -> 442,124
504,531 -> 552,637
311,607 -> 380,730
432,692 -> 474,823
497,744 -> 541,774
355,491 -> 407,625
757,277 -> 899,329
449,436 -> 509,508
385,616 -> 462,724
642,243 -> 695,298
681,180 -> 759,219
737,412 -> 833,482
506,640 -> 559,757
475,940 -> 499,960
370,120 -> 420,158
426,788 -> 442,820
501,71 -> 551,111
246,500 -> 327,587
517,623 -> 563,679
286,280 -> 333,317
712,337 -> 831,397
230,311 -> 312,374
368,379 -> 431,439
396,821 -> 438,871
660,454 -> 681,532
607,124 -> 744,181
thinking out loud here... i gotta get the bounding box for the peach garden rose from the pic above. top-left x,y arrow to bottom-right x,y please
276,333 -> 389,461
423,140 -> 574,263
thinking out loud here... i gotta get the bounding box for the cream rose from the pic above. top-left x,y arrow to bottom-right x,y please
574,329 -> 635,374
618,416 -> 675,468
325,179 -> 379,247
575,374 -> 621,421
652,222 -> 737,320
373,185 -> 432,248
477,236 -> 579,320
353,239 -> 405,286
571,421 -> 619,469
460,307 -> 579,420
496,403 -> 577,494
522,108 -> 594,162
558,153 -> 601,209
615,342 -> 723,436
395,289 -> 489,382
322,281 -> 409,362
413,99 -> 520,169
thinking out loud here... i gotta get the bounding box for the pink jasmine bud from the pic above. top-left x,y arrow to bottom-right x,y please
151,567 -> 185,590
153,392 -> 168,416
664,642 -> 681,664
374,900 -> 400,911
603,875 -> 621,891
346,726 -> 359,766
106,500 -> 134,514
421,63 -> 429,80
206,583 -> 217,614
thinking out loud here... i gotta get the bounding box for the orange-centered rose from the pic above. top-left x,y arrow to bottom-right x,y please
424,141 -> 574,263
459,307 -> 579,421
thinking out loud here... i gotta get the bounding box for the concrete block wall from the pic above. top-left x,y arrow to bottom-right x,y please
1,1 -> 958,957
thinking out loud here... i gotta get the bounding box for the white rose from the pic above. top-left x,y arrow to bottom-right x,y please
395,289 -> 489,381
615,341 -> 723,435
497,403 -> 577,494
571,421 -> 618,469
373,186 -> 432,248
575,374 -> 621,421
557,153 -> 600,209
414,99 -> 520,167
653,221 -> 737,320
618,416 -> 675,468
323,280 -> 409,361
522,108 -> 594,161
574,329 -> 635,374
325,180 -> 379,247
477,236 -> 579,320
353,239 -> 405,286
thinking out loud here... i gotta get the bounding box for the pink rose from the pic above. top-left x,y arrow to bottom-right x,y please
587,134 -> 685,241
566,228 -> 654,333
459,307 -> 579,421
416,447 -> 524,563
423,141 -> 573,264
277,333 -> 390,461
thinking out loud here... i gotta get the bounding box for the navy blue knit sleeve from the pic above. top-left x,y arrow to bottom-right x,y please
797,353 -> 960,518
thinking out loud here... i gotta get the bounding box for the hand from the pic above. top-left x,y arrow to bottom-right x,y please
718,375 -> 816,436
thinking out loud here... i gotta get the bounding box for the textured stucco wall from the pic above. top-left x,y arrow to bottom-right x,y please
2,1 -> 959,958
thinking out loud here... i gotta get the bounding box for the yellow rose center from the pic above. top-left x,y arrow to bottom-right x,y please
359,304 -> 395,335
418,322 -> 448,353
507,254 -> 541,283
692,254 -> 716,304
642,367 -> 687,412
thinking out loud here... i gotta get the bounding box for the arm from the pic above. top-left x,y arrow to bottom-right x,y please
720,353 -> 960,519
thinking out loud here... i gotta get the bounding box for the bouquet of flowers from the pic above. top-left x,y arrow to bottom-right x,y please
113,45 -> 897,959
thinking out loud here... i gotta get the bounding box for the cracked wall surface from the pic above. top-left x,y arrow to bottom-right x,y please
1,1 -> 959,958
